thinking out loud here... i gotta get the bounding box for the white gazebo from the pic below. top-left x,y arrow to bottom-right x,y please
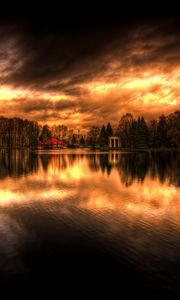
108,136 -> 120,148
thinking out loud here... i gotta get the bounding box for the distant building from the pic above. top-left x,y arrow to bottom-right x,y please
38,137 -> 65,148
51,125 -> 68,140
109,136 -> 120,148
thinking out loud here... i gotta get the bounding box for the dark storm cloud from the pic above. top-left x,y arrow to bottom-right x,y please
5,97 -> 76,113
1,17 -> 180,95
1,17 -> 121,90
0,17 -> 180,126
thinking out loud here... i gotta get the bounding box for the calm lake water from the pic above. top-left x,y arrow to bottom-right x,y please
0,149 -> 179,295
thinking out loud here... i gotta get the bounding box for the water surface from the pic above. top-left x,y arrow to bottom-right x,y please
0,149 -> 179,295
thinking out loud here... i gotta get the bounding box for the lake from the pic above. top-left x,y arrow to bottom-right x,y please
0,149 -> 179,296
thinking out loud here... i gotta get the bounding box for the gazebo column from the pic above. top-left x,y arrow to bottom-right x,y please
109,136 -> 120,148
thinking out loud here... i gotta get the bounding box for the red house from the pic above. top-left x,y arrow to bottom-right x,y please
38,137 -> 65,148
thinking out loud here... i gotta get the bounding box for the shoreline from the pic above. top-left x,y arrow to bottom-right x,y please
0,146 -> 179,152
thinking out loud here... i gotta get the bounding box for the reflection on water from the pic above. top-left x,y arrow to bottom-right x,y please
0,149 -> 179,295
0,149 -> 179,185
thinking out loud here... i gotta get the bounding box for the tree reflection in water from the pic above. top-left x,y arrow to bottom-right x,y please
0,149 -> 179,297
0,150 -> 179,187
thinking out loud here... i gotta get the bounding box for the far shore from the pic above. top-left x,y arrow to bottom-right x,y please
0,146 -> 179,152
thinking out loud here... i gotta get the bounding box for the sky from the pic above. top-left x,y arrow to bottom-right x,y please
0,16 -> 179,129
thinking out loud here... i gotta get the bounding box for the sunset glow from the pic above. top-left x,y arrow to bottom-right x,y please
0,18 -> 179,128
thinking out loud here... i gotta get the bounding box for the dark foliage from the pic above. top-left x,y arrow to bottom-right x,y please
0,117 -> 39,148
117,111 -> 180,149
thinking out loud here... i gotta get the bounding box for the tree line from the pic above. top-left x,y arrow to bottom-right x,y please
117,111 -> 180,149
87,110 -> 180,149
0,149 -> 179,187
0,117 -> 39,148
0,110 -> 179,149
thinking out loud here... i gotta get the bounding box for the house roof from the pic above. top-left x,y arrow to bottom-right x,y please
38,137 -> 65,145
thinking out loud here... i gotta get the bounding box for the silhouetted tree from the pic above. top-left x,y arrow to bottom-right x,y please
80,136 -> 85,145
149,119 -> 158,148
136,117 -> 149,148
117,113 -> 134,148
0,117 -> 39,148
166,111 -> 180,148
99,125 -> 107,146
86,126 -> 100,146
129,119 -> 138,149
71,134 -> 77,145
157,115 -> 168,147
106,122 -> 113,144
39,125 -> 51,142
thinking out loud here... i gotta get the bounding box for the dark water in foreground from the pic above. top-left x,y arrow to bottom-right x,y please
0,149 -> 179,296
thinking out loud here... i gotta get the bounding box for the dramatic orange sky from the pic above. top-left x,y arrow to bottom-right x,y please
0,17 -> 179,129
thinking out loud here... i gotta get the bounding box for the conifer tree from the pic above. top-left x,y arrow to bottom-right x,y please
80,136 -> 85,145
157,115 -> 168,147
135,117 -> 149,149
39,125 -> 51,142
99,125 -> 107,146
